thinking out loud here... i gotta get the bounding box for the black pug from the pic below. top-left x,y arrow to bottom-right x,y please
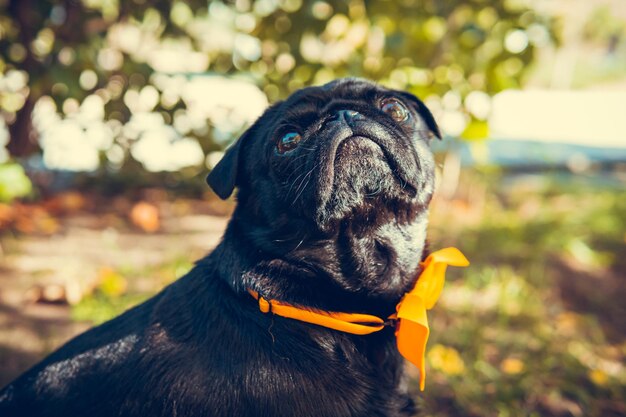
0,78 -> 444,417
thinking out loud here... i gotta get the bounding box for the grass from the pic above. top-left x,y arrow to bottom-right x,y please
421,172 -> 626,417
69,171 -> 626,416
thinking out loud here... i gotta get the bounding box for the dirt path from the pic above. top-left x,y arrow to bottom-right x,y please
0,203 -> 229,387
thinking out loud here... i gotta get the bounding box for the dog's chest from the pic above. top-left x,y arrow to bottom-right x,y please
133,322 -> 409,417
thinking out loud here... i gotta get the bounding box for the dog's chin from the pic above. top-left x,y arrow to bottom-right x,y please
314,137 -> 421,231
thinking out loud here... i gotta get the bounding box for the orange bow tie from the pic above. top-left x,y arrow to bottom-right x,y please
249,247 -> 469,390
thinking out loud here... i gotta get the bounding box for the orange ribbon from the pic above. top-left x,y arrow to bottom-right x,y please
249,247 -> 469,390
394,247 -> 469,390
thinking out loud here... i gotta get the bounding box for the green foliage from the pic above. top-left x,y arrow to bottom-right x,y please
71,254 -> 194,324
0,162 -> 32,202
71,293 -> 151,325
461,120 -> 489,140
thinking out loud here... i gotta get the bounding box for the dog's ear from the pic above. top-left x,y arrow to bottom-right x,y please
206,129 -> 251,200
398,92 -> 442,140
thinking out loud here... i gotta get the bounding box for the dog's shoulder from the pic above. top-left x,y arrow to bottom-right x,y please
0,288 -> 158,415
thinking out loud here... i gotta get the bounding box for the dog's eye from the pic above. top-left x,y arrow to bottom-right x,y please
277,132 -> 302,154
380,98 -> 409,123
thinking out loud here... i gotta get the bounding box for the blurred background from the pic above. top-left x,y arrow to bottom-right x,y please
0,0 -> 625,415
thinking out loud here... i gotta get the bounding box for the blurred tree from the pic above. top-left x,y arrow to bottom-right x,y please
0,0 -> 554,173
1,0 -> 202,156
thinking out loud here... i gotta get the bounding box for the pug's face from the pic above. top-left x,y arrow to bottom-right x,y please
209,78 -> 440,302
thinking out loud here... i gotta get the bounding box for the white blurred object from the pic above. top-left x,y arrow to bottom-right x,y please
0,119 -> 9,163
465,91 -> 492,120
148,42 -> 209,73
36,94 -> 114,171
40,121 -> 100,171
439,110 -> 468,137
490,90 -> 626,148
181,76 -> 268,140
0,69 -> 29,92
25,76 -> 268,172
234,34 -> 262,61
504,29 -> 529,54
127,112 -> 204,172
206,151 -> 225,169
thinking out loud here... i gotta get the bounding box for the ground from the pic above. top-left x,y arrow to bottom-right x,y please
0,172 -> 624,416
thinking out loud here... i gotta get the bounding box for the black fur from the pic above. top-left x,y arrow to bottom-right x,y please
0,78 -> 440,417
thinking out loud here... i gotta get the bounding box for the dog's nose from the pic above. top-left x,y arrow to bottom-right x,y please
328,109 -> 364,127
337,109 -> 361,121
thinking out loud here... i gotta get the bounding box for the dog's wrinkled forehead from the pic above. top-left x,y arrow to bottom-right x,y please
276,79 -> 440,136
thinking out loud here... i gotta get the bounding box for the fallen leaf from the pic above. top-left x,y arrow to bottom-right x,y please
97,267 -> 128,297
44,192 -> 86,214
130,202 -> 160,233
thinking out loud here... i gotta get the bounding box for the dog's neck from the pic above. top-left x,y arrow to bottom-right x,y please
211,205 -> 430,317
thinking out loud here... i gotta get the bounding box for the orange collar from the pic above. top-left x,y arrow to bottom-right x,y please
249,247 -> 469,391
